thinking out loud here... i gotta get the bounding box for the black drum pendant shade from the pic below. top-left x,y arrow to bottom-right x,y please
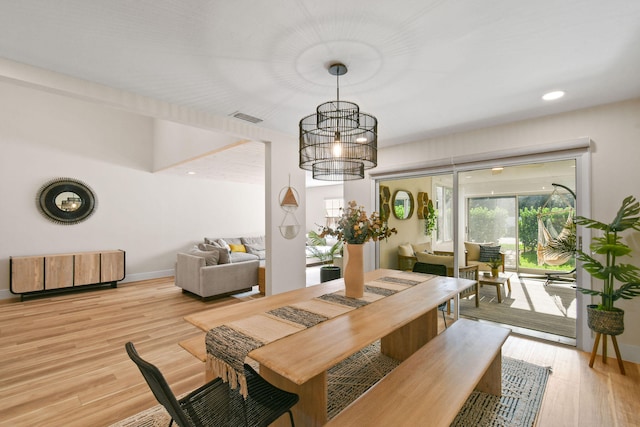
299,63 -> 377,181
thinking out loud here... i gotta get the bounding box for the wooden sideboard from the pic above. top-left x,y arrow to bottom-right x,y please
10,250 -> 125,299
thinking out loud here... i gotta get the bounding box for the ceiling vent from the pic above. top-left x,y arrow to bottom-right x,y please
231,111 -> 263,124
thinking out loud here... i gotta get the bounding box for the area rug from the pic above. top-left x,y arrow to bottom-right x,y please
460,276 -> 577,338
111,342 -> 550,427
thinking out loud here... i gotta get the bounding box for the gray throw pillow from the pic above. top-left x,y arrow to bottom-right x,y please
216,246 -> 231,264
199,243 -> 218,252
242,235 -> 265,247
479,245 -> 501,262
188,246 -> 219,266
203,237 -> 220,246
245,244 -> 266,259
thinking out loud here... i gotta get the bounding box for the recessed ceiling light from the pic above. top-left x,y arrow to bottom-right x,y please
187,171 -> 196,175
542,91 -> 565,101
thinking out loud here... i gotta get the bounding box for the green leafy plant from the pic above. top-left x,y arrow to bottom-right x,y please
307,230 -> 343,265
548,196 -> 640,311
307,229 -> 327,246
571,196 -> 640,311
424,201 -> 436,236
487,257 -> 503,270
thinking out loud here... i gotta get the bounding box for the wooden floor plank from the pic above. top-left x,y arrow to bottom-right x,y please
0,277 -> 638,426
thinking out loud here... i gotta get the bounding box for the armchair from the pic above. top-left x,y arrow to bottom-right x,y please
464,241 -> 505,272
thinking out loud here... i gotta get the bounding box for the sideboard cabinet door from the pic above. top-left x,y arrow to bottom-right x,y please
11,257 -> 45,293
45,255 -> 74,289
101,250 -> 125,282
74,252 -> 101,286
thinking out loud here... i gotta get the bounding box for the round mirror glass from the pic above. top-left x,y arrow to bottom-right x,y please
37,178 -> 97,225
392,190 -> 414,220
55,191 -> 83,212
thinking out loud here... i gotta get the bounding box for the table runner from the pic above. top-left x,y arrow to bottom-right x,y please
205,273 -> 426,396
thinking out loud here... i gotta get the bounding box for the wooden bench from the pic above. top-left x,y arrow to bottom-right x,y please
325,318 -> 510,427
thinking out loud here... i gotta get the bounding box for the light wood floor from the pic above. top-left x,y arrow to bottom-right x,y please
1,277 -> 638,427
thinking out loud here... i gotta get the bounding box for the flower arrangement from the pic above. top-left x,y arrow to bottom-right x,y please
321,201 -> 397,244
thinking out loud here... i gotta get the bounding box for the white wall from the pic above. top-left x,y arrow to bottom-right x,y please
305,184 -> 343,233
0,80 -> 265,296
378,177 -> 433,269
349,98 -> 640,362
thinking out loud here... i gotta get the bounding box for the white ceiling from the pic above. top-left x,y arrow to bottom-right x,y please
1,1 -> 639,183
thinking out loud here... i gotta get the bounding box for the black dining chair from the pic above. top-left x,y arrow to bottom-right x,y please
412,262 -> 449,328
125,341 -> 299,427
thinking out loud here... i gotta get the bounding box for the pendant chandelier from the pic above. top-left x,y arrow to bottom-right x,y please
299,63 -> 378,181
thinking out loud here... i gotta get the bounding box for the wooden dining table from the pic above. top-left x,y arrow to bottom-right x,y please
184,268 -> 475,426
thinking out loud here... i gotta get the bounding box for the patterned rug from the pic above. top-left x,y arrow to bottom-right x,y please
111,341 -> 550,427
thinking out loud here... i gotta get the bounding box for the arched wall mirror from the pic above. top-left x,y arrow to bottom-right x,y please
37,178 -> 97,225
392,190 -> 414,220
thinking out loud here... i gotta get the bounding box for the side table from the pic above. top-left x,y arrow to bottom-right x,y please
478,272 -> 512,303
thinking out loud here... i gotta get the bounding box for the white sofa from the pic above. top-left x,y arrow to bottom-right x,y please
397,241 -> 447,271
175,236 -> 265,300
175,253 -> 258,300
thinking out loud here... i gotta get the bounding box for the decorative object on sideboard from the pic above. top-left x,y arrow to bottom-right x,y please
299,62 -> 377,181
279,177 -> 301,239
36,177 -> 97,225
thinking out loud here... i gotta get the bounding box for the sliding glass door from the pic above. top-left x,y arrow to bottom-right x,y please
377,157 -> 579,344
467,196 -> 517,270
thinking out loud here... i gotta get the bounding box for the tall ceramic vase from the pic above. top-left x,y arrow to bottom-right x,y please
344,243 -> 365,298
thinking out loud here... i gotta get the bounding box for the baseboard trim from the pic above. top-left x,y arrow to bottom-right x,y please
614,342 -> 640,364
120,269 -> 175,284
0,288 -> 18,301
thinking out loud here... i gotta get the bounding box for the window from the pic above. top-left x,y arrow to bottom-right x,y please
324,198 -> 343,229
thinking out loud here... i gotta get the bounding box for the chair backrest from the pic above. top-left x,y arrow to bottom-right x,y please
458,264 -> 479,281
125,342 -> 193,427
413,262 -> 447,276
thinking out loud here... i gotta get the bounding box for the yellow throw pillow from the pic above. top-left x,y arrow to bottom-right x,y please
229,243 -> 246,253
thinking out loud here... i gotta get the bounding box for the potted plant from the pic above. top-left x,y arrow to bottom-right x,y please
571,196 -> 640,336
547,196 -> 640,335
424,200 -> 436,236
487,257 -> 503,278
307,230 -> 343,282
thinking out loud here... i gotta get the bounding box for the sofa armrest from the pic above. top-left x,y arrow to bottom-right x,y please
176,253 -> 205,294
397,254 -> 417,271
199,260 -> 259,296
